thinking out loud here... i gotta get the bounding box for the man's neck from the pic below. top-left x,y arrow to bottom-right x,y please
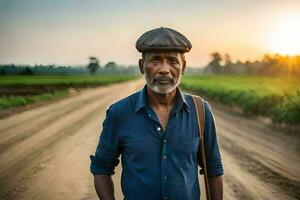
146,86 -> 177,109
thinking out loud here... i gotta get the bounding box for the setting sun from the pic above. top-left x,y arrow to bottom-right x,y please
268,15 -> 300,56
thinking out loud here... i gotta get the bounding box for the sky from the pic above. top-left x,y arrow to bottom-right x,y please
0,0 -> 300,67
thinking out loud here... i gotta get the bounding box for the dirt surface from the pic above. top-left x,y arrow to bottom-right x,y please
0,79 -> 299,200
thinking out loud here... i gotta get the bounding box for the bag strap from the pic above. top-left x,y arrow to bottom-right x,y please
192,95 -> 211,200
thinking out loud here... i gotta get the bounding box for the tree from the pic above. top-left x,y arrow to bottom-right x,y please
205,52 -> 222,74
104,61 -> 117,69
87,56 -> 100,74
223,54 -> 233,74
22,66 -> 34,75
224,54 -> 232,66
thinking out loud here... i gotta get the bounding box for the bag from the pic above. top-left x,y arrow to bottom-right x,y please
192,95 -> 211,200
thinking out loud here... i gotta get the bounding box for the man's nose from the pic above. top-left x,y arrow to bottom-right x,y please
159,59 -> 170,75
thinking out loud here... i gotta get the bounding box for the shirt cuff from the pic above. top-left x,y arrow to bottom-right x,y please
207,161 -> 224,177
90,155 -> 118,176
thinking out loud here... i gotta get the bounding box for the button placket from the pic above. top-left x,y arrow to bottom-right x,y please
147,110 -> 151,117
161,135 -> 168,198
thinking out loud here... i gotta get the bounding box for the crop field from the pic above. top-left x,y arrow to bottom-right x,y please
181,75 -> 300,125
0,75 -> 137,86
0,75 -> 138,110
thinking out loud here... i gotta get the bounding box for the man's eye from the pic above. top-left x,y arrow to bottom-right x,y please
170,60 -> 179,65
150,60 -> 159,64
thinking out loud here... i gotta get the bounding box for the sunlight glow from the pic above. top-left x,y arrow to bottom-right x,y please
268,14 -> 300,56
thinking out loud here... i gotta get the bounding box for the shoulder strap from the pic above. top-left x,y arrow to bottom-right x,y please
192,95 -> 211,200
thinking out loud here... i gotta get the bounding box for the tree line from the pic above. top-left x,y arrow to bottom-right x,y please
204,53 -> 300,76
1,54 -> 299,76
0,57 -> 140,76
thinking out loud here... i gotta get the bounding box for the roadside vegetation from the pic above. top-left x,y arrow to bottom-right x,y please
0,75 -> 137,86
0,75 -> 138,110
0,90 -> 69,110
181,75 -> 300,125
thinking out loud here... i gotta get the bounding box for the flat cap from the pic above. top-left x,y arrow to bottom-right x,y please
136,27 -> 192,53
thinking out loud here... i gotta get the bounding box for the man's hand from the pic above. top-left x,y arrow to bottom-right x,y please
208,175 -> 223,200
94,175 -> 115,200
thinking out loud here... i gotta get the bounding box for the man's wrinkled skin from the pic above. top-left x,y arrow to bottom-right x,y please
94,51 -> 223,200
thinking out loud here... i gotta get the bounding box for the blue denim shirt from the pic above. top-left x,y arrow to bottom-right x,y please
90,85 -> 223,200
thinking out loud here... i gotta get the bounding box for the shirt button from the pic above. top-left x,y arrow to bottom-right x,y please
162,155 -> 167,160
163,176 -> 167,180
157,127 -> 161,131
163,139 -> 167,143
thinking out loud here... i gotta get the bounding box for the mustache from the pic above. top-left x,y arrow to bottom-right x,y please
153,76 -> 173,82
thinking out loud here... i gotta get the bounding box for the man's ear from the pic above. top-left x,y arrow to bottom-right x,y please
182,59 -> 187,75
139,59 -> 145,74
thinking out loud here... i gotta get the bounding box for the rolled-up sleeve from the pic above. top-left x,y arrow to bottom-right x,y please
202,101 -> 224,177
90,106 -> 121,176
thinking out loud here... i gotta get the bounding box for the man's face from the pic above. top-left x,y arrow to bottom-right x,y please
139,51 -> 186,94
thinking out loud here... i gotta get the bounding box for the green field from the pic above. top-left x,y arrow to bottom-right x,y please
0,75 -> 137,86
0,90 -> 69,110
181,75 -> 300,125
0,75 -> 138,110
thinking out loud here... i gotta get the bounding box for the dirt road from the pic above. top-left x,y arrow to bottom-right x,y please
0,79 -> 299,200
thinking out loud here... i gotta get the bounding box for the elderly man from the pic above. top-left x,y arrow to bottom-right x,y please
90,27 -> 224,200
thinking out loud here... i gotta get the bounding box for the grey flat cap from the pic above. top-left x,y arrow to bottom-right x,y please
136,27 -> 192,53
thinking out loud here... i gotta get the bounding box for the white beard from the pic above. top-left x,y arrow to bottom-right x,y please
144,72 -> 182,94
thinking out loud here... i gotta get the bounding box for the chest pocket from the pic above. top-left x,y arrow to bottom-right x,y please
168,136 -> 200,169
122,136 -> 161,167
180,136 -> 200,154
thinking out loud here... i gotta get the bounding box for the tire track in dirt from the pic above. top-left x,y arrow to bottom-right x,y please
220,136 -> 299,200
0,88 -> 114,154
218,121 -> 299,181
0,93 -> 111,187
212,104 -> 300,200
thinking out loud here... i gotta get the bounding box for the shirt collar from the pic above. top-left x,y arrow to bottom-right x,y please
135,85 -> 148,112
135,84 -> 189,113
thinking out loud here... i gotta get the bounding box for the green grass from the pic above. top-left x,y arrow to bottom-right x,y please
181,75 -> 300,125
0,75 -> 138,110
0,90 -> 69,110
0,75 -> 138,86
